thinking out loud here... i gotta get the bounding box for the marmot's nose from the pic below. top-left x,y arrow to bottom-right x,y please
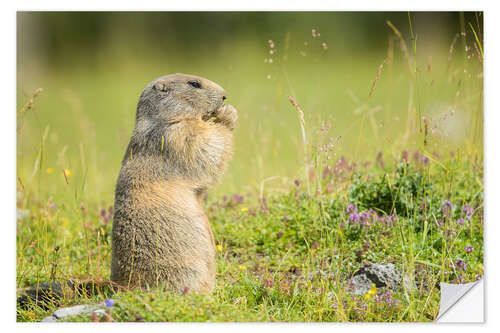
222,95 -> 227,101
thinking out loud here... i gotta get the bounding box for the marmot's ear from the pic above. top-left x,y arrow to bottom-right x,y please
153,80 -> 169,92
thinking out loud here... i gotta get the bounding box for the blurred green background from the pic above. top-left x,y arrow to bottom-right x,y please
17,12 -> 483,203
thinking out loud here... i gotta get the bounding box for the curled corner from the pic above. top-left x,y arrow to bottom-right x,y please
436,279 -> 484,323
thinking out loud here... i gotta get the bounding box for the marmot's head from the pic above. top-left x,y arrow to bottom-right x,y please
136,73 -> 227,122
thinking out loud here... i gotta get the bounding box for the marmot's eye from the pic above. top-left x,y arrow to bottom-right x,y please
188,81 -> 202,89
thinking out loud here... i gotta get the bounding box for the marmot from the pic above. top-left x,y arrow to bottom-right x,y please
111,73 -> 237,294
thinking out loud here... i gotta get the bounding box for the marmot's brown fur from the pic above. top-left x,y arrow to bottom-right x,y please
111,73 -> 237,294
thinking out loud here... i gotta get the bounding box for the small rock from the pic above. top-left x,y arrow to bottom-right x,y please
41,315 -> 57,322
53,304 -> 97,319
350,263 -> 401,295
92,309 -> 106,316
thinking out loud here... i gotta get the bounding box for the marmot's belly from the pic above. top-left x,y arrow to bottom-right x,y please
111,184 -> 215,293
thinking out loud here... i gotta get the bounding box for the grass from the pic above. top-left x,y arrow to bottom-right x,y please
16,14 -> 483,322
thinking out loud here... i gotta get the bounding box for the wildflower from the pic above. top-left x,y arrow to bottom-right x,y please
463,204 -> 474,220
240,207 -> 248,212
216,244 -> 223,252
423,156 -> 430,165
402,150 -> 408,162
231,194 -> 244,205
346,204 -> 356,214
238,265 -> 247,271
360,211 -> 370,225
375,291 -> 399,307
454,259 -> 467,271
457,218 -> 464,225
349,212 -> 360,223
441,200 -> 453,217
465,245 -> 474,253
294,179 -> 300,186
46,168 -> 54,174
330,303 -> 338,310
283,215 -> 290,222
104,299 -> 115,307
312,241 -> 319,249
63,169 -> 72,178
322,42 -> 328,50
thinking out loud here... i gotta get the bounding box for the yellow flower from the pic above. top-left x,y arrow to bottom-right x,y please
241,207 -> 248,212
216,244 -> 223,252
364,283 -> 377,299
63,169 -> 71,178
46,168 -> 54,174
238,265 -> 247,270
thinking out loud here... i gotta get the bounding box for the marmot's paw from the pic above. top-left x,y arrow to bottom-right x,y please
215,104 -> 238,130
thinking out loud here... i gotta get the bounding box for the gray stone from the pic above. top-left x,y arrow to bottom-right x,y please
41,315 -> 57,322
53,304 -> 98,319
350,263 -> 402,295
92,309 -> 106,316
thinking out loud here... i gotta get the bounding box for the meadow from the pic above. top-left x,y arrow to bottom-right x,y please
16,12 -> 483,322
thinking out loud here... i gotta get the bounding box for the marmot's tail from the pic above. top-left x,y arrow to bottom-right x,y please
17,280 -> 115,310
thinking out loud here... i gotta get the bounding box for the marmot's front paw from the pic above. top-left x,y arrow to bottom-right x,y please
215,104 -> 238,130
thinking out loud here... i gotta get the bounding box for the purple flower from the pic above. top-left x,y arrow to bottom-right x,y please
423,156 -> 429,165
100,209 -> 106,218
457,218 -> 464,225
465,246 -> 474,253
374,291 -> 399,307
441,200 -> 453,217
349,212 -> 360,223
346,204 -> 356,214
360,212 -> 370,225
294,179 -> 300,186
454,259 -> 467,271
437,219 -> 444,227
384,214 -> 398,227
231,194 -> 244,204
463,204 -> 474,220
104,299 -> 115,307
103,213 -> 112,224
330,303 -> 338,310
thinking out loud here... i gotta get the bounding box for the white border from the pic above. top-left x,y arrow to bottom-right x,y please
3,1 -> 499,332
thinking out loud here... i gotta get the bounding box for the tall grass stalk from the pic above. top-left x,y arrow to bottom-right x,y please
288,95 -> 310,195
